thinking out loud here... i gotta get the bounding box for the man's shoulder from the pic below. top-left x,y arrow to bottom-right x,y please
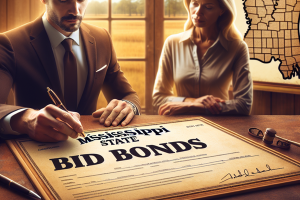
1,17 -> 42,41
3,20 -> 37,36
80,22 -> 113,51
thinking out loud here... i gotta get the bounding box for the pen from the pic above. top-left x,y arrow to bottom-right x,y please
0,174 -> 41,199
47,87 -> 85,137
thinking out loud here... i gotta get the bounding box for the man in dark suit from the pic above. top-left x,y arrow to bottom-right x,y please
0,0 -> 141,142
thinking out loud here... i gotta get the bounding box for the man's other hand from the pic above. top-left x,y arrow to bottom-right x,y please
10,105 -> 83,142
92,99 -> 134,127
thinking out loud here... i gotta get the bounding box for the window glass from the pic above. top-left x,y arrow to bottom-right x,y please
83,20 -> 109,30
164,20 -> 186,40
112,21 -> 145,58
112,0 -> 145,18
97,92 -> 107,109
164,0 -> 187,18
120,61 -> 145,107
96,61 -> 145,109
85,0 -> 108,18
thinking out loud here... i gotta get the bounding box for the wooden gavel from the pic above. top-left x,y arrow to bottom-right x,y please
263,128 -> 300,148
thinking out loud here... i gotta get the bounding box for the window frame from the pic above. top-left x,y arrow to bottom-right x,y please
85,0 -> 155,114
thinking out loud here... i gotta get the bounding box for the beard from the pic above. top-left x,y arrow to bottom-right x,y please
48,10 -> 83,32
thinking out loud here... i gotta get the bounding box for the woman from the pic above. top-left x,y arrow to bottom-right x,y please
153,0 -> 253,115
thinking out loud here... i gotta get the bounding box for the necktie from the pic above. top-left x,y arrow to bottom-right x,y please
61,38 -> 77,111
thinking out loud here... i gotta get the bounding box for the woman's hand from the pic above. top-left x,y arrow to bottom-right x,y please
193,95 -> 225,115
158,102 -> 206,115
158,95 -> 226,115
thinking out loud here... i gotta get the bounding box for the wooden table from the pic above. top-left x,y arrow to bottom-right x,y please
1,115 -> 300,200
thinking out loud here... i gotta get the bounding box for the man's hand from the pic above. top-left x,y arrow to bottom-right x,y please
10,105 -> 83,142
92,99 -> 135,127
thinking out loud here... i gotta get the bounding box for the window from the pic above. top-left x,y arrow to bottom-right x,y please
84,0 -> 188,114
84,0 -> 149,113
164,0 -> 186,40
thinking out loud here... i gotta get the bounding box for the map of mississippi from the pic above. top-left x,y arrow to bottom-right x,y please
243,0 -> 300,79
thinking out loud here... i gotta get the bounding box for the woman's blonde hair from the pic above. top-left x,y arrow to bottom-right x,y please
183,0 -> 243,41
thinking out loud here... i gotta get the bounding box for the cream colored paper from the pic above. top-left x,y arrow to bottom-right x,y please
14,119 -> 300,200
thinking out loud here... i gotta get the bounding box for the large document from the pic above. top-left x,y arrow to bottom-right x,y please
7,118 -> 300,199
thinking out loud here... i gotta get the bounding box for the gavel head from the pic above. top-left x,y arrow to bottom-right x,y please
262,128 -> 276,144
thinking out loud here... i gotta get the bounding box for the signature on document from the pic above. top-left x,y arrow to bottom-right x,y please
220,164 -> 284,183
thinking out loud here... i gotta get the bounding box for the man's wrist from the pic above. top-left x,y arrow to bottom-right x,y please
0,108 -> 28,136
122,100 -> 140,115
10,108 -> 33,134
10,109 -> 27,134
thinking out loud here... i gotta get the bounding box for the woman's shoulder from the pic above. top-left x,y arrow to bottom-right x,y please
227,37 -> 248,49
165,30 -> 192,45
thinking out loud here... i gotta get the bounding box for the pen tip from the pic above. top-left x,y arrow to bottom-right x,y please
79,132 -> 86,138
29,191 -> 41,199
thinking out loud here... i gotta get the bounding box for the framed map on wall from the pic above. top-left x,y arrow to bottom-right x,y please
235,0 -> 300,87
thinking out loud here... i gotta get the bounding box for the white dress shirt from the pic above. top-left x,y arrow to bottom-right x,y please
0,14 -> 88,135
43,14 -> 88,103
153,27 -> 253,115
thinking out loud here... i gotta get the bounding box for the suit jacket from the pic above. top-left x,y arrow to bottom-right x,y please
0,16 -> 141,120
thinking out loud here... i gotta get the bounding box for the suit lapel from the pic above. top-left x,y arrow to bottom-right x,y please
29,19 -> 96,112
77,23 -> 96,113
29,17 -> 65,105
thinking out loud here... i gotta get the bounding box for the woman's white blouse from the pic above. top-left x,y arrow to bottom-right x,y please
153,28 -> 253,115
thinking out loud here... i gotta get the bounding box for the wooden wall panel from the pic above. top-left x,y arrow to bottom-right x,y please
0,0 -> 6,33
154,0 -> 164,76
272,93 -> 295,115
294,95 -> 300,115
145,0 -> 155,114
5,0 -> 31,105
150,0 -> 164,114
30,0 -> 45,21
7,0 -> 30,30
251,91 -> 271,115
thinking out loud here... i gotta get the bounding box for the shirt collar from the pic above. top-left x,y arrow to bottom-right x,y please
179,27 -> 229,51
42,13 -> 80,48
179,28 -> 193,43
